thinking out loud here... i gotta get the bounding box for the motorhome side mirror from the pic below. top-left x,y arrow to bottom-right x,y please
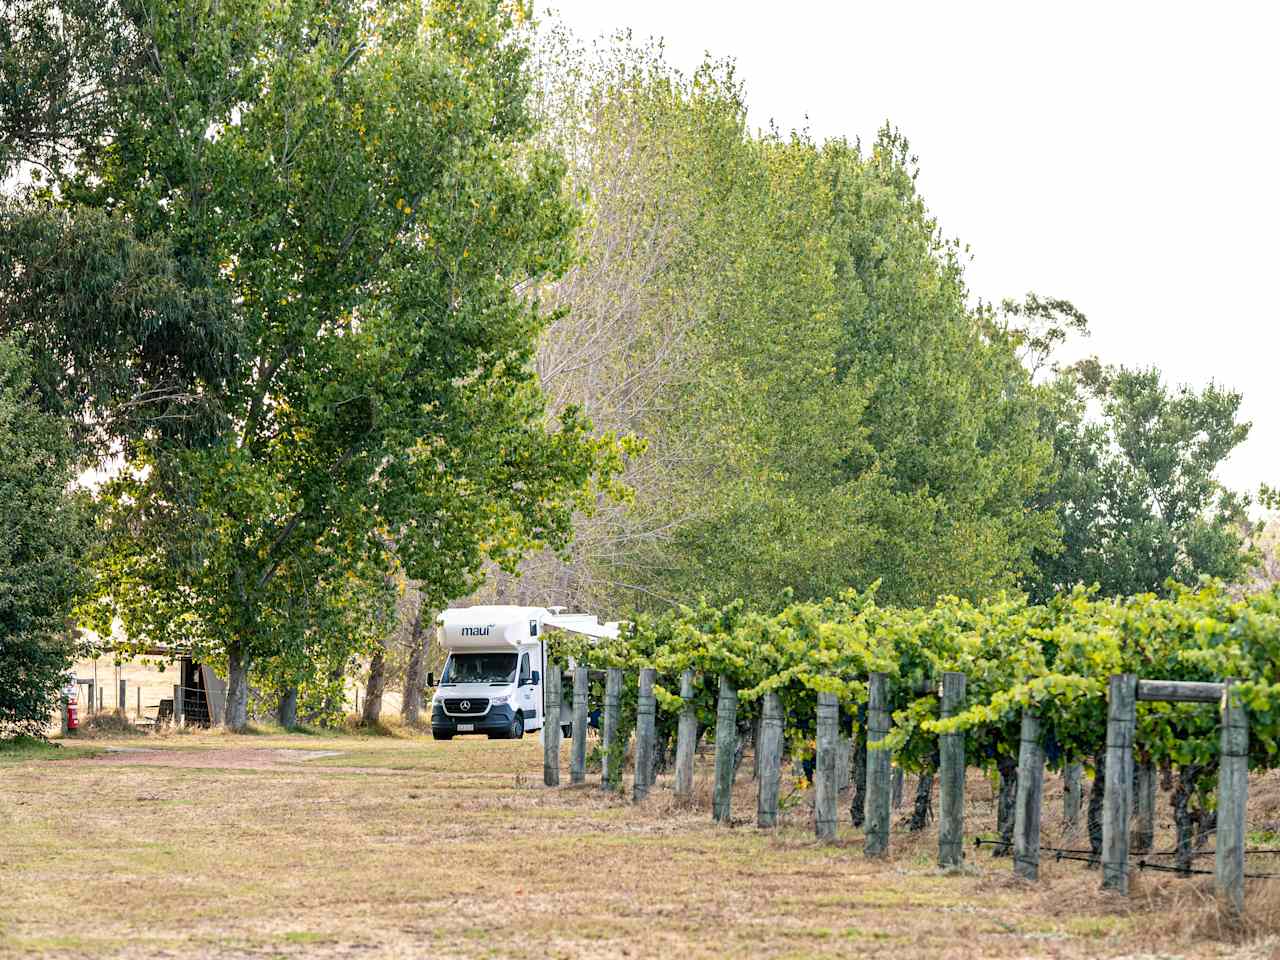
426,672 -> 435,688
530,670 -> 540,686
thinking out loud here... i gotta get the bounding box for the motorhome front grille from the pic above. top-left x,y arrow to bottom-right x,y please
443,698 -> 489,715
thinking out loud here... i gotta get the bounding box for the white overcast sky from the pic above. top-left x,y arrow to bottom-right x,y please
542,1 -> 1278,506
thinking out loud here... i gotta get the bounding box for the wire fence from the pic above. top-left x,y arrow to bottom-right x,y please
973,837 -> 1280,880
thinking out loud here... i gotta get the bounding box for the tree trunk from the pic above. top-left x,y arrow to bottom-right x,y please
224,643 -> 251,731
401,601 -> 430,725
910,770 -> 935,831
731,718 -> 752,779
850,723 -> 867,828
361,636 -> 387,725
1063,762 -> 1083,832
994,753 -> 1017,856
1195,809 -> 1216,851
278,686 -> 298,729
1088,752 -> 1106,864
653,725 -> 673,776
1172,764 -> 1205,875
752,715 -> 762,780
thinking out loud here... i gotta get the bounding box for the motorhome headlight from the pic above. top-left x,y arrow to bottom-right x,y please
489,694 -> 510,705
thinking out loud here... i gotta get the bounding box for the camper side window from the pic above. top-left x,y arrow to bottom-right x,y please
519,653 -> 531,685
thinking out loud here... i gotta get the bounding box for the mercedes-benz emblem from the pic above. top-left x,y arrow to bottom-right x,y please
460,700 -> 470,711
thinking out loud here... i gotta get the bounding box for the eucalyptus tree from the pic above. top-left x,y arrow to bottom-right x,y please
1027,363 -> 1255,600
72,0 -> 616,728
0,0 -> 139,178
1,0 -> 240,461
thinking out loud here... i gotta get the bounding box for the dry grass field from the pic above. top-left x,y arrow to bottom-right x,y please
4,727 -> 1280,960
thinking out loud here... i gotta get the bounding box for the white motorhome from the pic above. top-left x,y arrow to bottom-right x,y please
429,605 -> 618,740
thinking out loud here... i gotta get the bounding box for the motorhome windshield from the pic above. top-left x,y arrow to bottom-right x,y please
440,652 -> 517,685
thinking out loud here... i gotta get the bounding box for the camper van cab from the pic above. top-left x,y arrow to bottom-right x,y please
429,605 -> 617,741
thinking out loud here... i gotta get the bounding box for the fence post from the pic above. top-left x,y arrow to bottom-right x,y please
570,665 -> 589,785
86,680 -> 95,717
1101,673 -> 1136,893
938,671 -> 966,868
1134,762 -> 1155,853
173,684 -> 184,727
1013,709 -> 1045,880
543,664 -> 562,787
815,692 -> 839,841
892,766 -> 904,809
1217,680 -> 1248,920
865,672 -> 891,858
674,669 -> 697,802
1063,763 -> 1083,832
712,676 -> 738,823
601,667 -> 623,791
633,668 -> 657,802
757,690 -> 784,828
118,679 -> 127,716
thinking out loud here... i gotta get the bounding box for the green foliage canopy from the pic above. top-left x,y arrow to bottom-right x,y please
0,339 -> 89,736
65,0 -> 618,726
1028,364 -> 1254,600
535,34 -> 1059,613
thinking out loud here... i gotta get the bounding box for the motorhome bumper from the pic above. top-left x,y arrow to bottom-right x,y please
431,703 -> 517,735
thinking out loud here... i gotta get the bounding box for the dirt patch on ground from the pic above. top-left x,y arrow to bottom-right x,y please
82,747 -> 350,771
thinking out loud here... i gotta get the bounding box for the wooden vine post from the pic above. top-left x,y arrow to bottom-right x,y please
601,667 -> 623,791
543,664 -> 562,788
570,664 -> 589,785
864,672 -> 891,858
938,671 -> 966,869
674,669 -> 697,802
1217,679 -> 1248,920
1012,709 -> 1045,880
712,676 -> 738,823
633,668 -> 657,802
1128,677 -> 1248,916
757,690 -> 784,828
1101,673 -> 1136,893
1063,763 -> 1083,831
814,691 -> 839,841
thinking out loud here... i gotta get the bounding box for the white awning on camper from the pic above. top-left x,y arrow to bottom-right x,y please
543,614 -> 621,640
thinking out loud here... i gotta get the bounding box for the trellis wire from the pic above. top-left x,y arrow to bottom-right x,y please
974,838 -> 1280,880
